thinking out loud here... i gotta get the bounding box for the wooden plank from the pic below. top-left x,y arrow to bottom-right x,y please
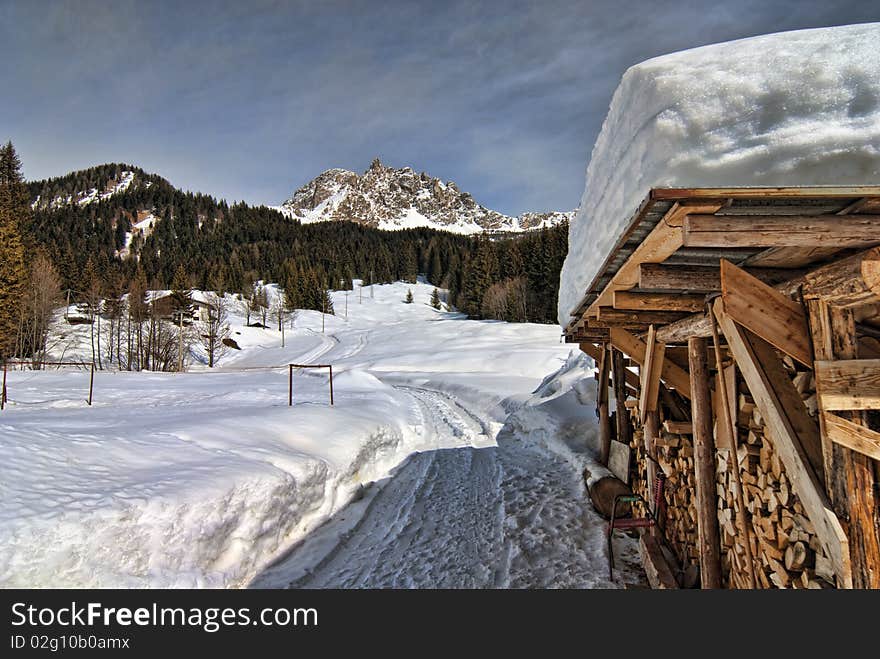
815,359 -> 880,410
586,201 -> 724,314
612,349 -> 633,449
609,327 -> 692,398
597,344 -> 612,466
639,326 -> 665,423
608,439 -> 631,483
720,259 -> 813,367
688,336 -> 723,588
638,263 -> 801,292
639,533 -> 679,589
683,214 -> 880,248
824,412 -> 880,461
613,290 -> 706,313
714,298 -> 851,588
587,317 -> 653,330
597,307 -> 689,325
663,420 -> 693,434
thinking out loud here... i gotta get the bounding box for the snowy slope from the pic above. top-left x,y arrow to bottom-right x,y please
0,281 -> 606,588
276,158 -> 573,235
558,23 -> 880,325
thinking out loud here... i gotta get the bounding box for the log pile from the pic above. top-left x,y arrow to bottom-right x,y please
629,423 -> 700,570
715,384 -> 836,589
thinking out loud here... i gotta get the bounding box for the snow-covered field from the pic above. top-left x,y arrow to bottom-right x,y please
558,22 -> 880,324
0,281 -> 636,588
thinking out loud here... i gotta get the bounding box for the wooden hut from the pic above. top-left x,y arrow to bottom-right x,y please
563,186 -> 880,589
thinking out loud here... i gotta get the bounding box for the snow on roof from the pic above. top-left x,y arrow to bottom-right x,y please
558,23 -> 880,326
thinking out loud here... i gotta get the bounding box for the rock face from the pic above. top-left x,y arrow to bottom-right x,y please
277,158 -> 572,234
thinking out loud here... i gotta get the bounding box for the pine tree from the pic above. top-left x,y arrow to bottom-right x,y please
0,142 -> 29,359
169,265 -> 193,320
430,288 -> 441,310
405,288 -> 414,304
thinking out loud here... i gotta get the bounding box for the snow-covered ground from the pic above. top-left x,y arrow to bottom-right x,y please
0,281 -> 638,588
558,23 -> 880,324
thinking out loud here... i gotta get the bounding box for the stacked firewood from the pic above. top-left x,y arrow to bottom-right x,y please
629,424 -> 700,569
716,389 -> 835,589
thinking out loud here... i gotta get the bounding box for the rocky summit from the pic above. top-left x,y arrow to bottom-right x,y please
277,158 -> 572,235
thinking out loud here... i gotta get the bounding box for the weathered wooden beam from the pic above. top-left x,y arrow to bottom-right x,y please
803,246 -> 880,308
639,326 -> 665,423
586,201 -> 724,314
587,317 -> 652,330
815,359 -> 880,410
613,290 -> 706,313
824,412 -> 880,461
597,344 -> 612,466
638,263 -> 800,292
683,214 -> 880,248
652,187 -> 880,201
662,420 -> 693,434
741,245 -> 846,269
688,336 -> 723,588
714,298 -> 851,588
609,327 -> 691,398
639,533 -> 679,589
720,260 -> 812,367
612,348 -> 633,450
597,307 -> 689,325
809,304 -> 880,589
655,311 -> 712,344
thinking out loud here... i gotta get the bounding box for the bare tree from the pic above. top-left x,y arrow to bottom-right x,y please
18,252 -> 62,366
197,293 -> 230,368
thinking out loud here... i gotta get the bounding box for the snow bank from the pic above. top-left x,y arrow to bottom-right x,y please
559,23 -> 880,325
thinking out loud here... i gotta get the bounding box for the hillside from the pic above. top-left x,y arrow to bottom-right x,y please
276,158 -> 573,234
24,161 -> 568,324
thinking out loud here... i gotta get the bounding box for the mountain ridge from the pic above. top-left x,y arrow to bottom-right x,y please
276,158 -> 573,235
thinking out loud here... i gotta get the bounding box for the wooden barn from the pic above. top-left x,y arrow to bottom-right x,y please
563,186 -> 880,589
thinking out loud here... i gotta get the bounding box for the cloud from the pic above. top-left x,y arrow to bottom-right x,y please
2,0 -> 879,214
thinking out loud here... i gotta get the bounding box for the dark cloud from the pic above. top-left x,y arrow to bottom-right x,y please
2,0 -> 878,214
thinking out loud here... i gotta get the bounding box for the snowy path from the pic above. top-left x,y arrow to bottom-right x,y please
253,385 -> 636,589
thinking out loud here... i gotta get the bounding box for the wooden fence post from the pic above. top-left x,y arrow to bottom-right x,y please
1,361 -> 6,410
329,365 -> 334,406
88,362 -> 95,406
289,364 -> 293,407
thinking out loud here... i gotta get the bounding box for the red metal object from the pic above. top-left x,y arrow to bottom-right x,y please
607,470 -> 667,579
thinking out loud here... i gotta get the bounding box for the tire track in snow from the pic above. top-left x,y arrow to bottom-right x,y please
252,385 -> 638,589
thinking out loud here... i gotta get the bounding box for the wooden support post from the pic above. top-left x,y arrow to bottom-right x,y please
809,301 -> 880,588
329,365 -> 334,406
1,361 -> 6,410
88,362 -> 95,406
289,364 -> 293,407
688,337 -> 723,588
612,349 -> 632,449
597,344 -> 612,466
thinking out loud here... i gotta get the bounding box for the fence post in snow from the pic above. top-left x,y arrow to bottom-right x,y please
329,365 -> 334,406
1,361 -> 6,410
88,362 -> 95,406
289,364 -> 293,407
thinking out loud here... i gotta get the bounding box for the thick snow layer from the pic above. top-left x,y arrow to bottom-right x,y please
1,281 -> 585,588
558,23 -> 880,325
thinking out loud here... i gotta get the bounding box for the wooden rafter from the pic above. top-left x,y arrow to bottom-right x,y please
639,326 -> 665,423
613,290 -> 706,313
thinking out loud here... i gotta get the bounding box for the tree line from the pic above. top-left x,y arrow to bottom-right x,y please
0,143 -> 569,368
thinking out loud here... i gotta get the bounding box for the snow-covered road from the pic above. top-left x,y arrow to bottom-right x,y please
1,280 -> 640,588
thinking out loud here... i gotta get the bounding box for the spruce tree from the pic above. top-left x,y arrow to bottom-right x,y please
0,142 -> 29,359
170,265 -> 193,320
430,288 -> 441,310
405,288 -> 414,304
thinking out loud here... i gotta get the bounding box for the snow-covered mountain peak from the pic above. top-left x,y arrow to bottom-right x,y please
277,160 -> 572,235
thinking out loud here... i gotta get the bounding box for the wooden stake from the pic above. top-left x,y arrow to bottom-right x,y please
289,364 -> 293,407
88,362 -> 95,406
688,337 -> 723,588
329,365 -> 334,406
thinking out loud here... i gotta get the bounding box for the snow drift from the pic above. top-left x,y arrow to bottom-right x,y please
558,23 -> 880,326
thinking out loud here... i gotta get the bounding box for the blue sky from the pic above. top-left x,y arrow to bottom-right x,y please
2,1 -> 878,215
